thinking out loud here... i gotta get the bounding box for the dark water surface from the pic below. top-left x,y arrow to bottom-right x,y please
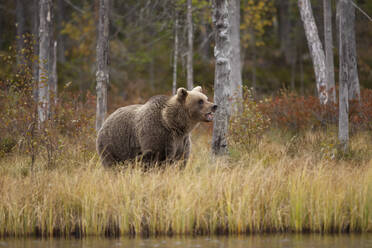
2,234 -> 372,248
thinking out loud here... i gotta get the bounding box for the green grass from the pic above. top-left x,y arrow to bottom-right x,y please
0,127 -> 371,237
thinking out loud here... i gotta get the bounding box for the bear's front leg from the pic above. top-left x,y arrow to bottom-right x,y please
174,135 -> 191,168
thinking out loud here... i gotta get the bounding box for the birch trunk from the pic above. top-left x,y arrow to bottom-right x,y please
212,0 -> 231,156
96,0 -> 110,131
337,0 -> 360,101
38,0 -> 52,124
172,15 -> 179,95
32,0 -> 39,101
50,41 -> 58,106
338,1 -> 348,151
186,0 -> 194,90
229,0 -> 242,108
323,0 -> 336,103
298,0 -> 328,104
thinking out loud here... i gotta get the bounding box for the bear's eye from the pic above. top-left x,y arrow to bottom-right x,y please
198,99 -> 204,105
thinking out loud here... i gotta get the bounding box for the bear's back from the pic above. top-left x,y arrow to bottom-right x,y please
97,104 -> 142,163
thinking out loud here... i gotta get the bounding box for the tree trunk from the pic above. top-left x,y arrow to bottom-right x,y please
323,0 -> 336,103
337,0 -> 360,101
16,0 -> 25,66
250,28 -> 257,92
172,14 -> 179,95
300,55 -> 304,95
212,0 -> 231,156
96,0 -> 110,131
229,0 -> 243,108
38,0 -> 52,124
186,0 -> 193,90
290,57 -> 296,90
338,0 -> 348,151
32,0 -> 39,101
50,41 -> 58,106
298,0 -> 328,104
279,0 -> 292,64
57,0 -> 66,63
200,18 -> 210,61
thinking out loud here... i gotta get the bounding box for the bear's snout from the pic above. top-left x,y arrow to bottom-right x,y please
212,105 -> 218,112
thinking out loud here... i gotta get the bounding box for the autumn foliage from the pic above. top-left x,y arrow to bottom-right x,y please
258,89 -> 372,132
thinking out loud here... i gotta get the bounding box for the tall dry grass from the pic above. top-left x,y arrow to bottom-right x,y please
0,127 -> 371,237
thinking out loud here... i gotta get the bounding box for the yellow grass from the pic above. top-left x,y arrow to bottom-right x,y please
0,127 -> 372,237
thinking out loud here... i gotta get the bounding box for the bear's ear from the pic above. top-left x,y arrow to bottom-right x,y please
176,87 -> 188,102
192,86 -> 202,92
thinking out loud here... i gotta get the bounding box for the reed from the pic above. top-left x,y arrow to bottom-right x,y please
0,128 -> 371,237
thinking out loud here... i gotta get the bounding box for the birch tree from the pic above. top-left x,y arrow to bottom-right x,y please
32,0 -> 39,100
338,0 -> 361,151
229,0 -> 242,107
323,0 -> 336,103
212,0 -> 231,156
337,0 -> 360,101
50,41 -> 58,106
172,13 -> 179,95
186,0 -> 194,90
298,0 -> 328,104
38,0 -> 52,124
96,0 -> 110,131
338,0 -> 348,151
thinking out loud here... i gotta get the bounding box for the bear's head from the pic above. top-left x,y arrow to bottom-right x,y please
176,86 -> 217,122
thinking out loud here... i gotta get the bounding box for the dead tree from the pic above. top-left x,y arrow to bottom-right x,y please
337,0 -> 360,101
298,0 -> 328,104
96,0 -> 110,131
229,0 -> 242,109
212,0 -> 231,156
186,0 -> 194,90
323,0 -> 336,103
50,41 -> 58,106
338,0 -> 361,151
38,0 -> 53,124
172,13 -> 179,95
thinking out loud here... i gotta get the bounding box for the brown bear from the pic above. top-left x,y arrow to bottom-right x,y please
96,86 -> 217,167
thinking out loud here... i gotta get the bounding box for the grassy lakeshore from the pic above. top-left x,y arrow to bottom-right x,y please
0,127 -> 372,237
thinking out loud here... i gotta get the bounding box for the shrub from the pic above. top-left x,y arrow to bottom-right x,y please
258,89 -> 372,132
229,87 -> 271,150
0,39 -> 95,168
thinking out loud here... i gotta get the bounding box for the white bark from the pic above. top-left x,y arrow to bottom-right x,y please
298,0 -> 328,104
229,0 -> 242,108
212,0 -> 231,156
186,0 -> 193,90
338,1 -> 348,151
172,15 -> 179,95
50,41 -> 58,106
337,0 -> 360,101
38,0 -> 52,124
323,0 -> 336,103
32,0 -> 39,101
96,0 -> 110,131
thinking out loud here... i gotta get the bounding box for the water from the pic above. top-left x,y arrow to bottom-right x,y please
2,234 -> 372,248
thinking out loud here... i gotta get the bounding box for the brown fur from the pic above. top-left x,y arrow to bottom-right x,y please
96,86 -> 216,167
